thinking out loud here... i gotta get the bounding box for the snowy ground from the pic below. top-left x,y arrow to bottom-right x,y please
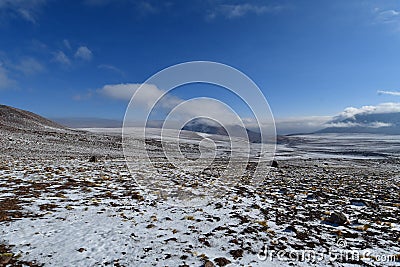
1,128 -> 400,266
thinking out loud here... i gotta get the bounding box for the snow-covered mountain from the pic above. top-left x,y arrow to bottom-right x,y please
317,112 -> 400,134
182,118 -> 262,143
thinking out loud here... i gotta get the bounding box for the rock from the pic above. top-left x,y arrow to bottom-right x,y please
89,156 -> 97,162
271,160 -> 278,168
350,199 -> 368,206
284,225 -> 297,233
44,166 -> 52,172
146,224 -> 156,229
198,237 -> 211,247
0,213 -> 9,222
229,249 -> 243,259
326,211 -> 349,226
296,231 -> 308,240
214,257 -> 231,266
131,191 -> 144,201
214,203 -> 223,209
204,261 -> 215,267
0,253 -> 13,265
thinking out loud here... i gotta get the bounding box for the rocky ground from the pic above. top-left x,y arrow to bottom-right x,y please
0,126 -> 400,266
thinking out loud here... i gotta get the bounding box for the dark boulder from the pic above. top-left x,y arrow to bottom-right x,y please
271,160 -> 278,168
326,211 -> 349,226
89,156 -> 97,162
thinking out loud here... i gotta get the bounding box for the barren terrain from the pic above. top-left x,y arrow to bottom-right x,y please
0,111 -> 399,266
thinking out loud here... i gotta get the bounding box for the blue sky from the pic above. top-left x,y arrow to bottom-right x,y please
1,0 -> 400,132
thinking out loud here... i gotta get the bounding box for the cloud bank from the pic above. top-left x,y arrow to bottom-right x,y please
323,102 -> 400,129
98,84 -> 400,134
335,102 -> 400,120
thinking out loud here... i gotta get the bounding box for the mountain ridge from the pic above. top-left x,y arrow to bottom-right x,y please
317,111 -> 400,135
0,104 -> 66,132
182,118 -> 263,143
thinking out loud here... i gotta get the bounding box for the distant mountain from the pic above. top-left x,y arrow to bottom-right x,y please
182,119 -> 228,136
182,118 -> 262,143
0,105 -> 66,132
53,117 -> 122,128
317,112 -> 400,134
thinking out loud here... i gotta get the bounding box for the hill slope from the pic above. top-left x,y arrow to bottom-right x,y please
0,104 -> 122,159
0,105 -> 66,132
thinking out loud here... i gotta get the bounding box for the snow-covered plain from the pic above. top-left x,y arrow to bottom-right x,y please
1,127 -> 400,266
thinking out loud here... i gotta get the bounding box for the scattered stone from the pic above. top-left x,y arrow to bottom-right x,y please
271,160 -> 278,168
229,249 -> 243,259
198,237 -> 211,247
89,156 -> 97,162
214,203 -> 223,209
350,199 -> 368,207
214,257 -> 231,266
131,192 -> 144,201
0,253 -> 13,265
0,213 -> 9,222
326,211 -> 349,226
284,225 -> 297,233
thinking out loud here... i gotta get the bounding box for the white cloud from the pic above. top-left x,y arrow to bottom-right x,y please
98,83 -> 240,125
369,122 -> 393,128
208,3 -> 283,20
75,46 -> 93,61
0,0 -> 46,23
14,57 -> 44,75
373,8 -> 400,31
325,121 -> 393,129
378,90 -> 400,96
325,122 -> 361,128
335,102 -> 400,120
52,51 -> 71,65
322,102 -> 400,129
0,65 -> 16,90
375,9 -> 400,24
98,83 -> 163,103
